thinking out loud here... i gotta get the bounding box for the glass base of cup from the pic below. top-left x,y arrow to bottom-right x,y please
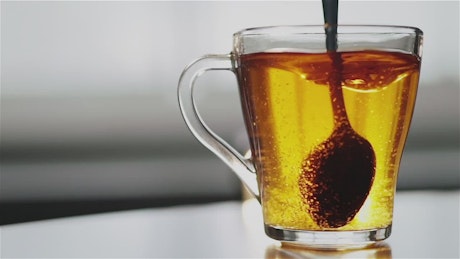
264,224 -> 392,250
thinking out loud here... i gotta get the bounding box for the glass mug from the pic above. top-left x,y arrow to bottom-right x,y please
178,25 -> 422,248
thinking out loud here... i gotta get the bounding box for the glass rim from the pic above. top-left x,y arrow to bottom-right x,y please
234,25 -> 423,37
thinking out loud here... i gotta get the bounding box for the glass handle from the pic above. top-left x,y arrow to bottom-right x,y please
177,54 -> 259,200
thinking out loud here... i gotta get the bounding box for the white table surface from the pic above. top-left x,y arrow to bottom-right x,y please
1,190 -> 459,258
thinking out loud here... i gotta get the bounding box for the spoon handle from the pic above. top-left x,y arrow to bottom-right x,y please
322,0 -> 350,129
328,54 -> 351,128
322,0 -> 339,51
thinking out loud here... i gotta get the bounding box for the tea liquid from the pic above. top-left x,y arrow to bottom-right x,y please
237,50 -> 420,230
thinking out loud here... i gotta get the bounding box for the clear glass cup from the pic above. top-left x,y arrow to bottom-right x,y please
178,25 -> 423,249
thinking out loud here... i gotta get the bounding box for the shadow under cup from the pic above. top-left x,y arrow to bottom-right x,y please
178,25 -> 423,249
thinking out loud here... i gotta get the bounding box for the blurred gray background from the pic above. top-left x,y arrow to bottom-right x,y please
1,1 -> 459,224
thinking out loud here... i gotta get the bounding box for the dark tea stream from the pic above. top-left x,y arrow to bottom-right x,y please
298,0 -> 376,228
298,51 -> 376,228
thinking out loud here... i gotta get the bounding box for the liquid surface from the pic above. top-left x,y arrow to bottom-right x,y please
237,50 -> 420,230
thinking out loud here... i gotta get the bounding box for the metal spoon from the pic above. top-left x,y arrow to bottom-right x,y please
298,0 -> 376,228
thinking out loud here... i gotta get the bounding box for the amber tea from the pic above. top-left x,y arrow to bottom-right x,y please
236,50 -> 420,231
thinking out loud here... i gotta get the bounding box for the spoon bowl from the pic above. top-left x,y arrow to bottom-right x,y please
299,124 -> 376,228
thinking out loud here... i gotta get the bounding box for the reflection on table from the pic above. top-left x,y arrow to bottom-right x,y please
265,242 -> 391,259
